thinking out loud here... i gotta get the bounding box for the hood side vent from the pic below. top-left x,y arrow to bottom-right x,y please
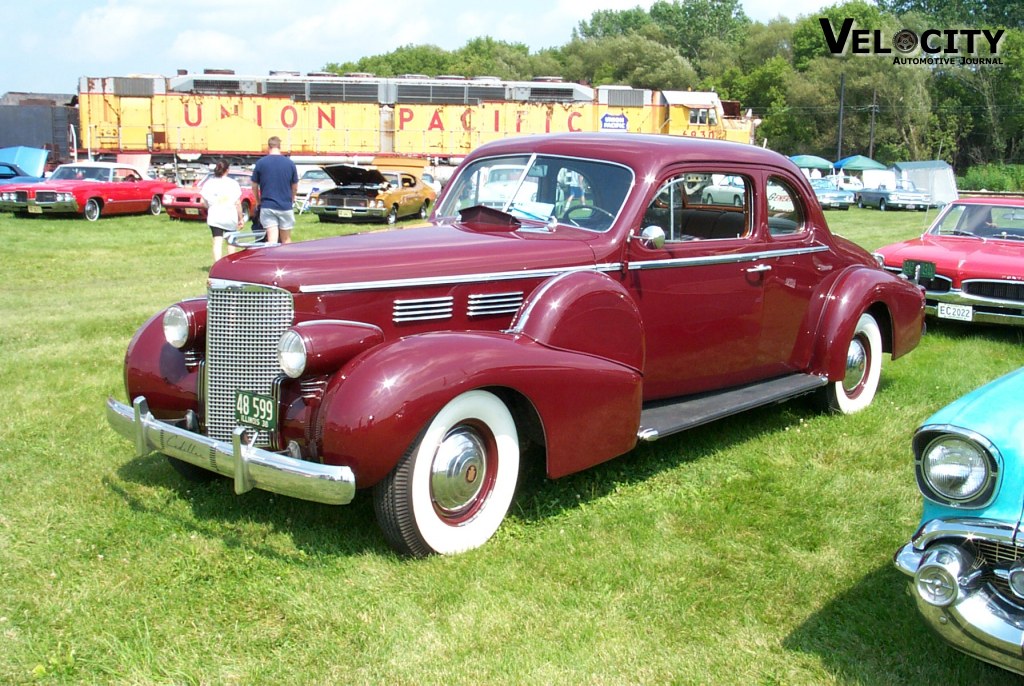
393,296 -> 454,323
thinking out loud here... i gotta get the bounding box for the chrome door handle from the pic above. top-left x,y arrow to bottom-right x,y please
746,264 -> 772,273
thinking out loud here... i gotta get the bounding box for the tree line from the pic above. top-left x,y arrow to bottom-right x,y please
325,0 -> 1023,172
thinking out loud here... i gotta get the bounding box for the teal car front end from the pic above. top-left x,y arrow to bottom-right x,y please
895,367 -> 1024,675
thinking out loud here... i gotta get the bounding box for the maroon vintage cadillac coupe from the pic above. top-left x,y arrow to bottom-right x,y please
106,133 -> 926,556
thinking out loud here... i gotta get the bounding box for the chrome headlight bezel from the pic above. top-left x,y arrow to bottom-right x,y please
163,305 -> 191,349
278,329 -> 307,378
914,427 -> 1000,508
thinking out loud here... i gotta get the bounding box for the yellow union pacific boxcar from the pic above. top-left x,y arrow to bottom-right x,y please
76,71 -> 760,164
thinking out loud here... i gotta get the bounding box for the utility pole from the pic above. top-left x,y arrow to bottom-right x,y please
869,88 -> 878,159
836,73 -> 845,162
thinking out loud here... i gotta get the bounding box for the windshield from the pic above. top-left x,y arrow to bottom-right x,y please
436,154 -> 633,232
811,179 -> 838,190
930,203 -> 1024,240
51,166 -> 110,182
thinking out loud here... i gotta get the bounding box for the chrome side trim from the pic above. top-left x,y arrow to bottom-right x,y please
107,396 -> 355,505
299,263 -> 623,294
626,244 -> 830,271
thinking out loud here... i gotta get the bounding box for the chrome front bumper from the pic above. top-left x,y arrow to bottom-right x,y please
106,396 -> 356,505
894,518 -> 1024,675
926,293 -> 1024,327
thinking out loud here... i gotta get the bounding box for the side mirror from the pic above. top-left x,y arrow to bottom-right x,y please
634,225 -> 666,249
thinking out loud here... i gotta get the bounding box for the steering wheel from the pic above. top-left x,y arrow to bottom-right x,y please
562,205 -> 615,229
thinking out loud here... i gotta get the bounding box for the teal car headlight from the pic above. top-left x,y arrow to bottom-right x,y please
915,429 -> 998,507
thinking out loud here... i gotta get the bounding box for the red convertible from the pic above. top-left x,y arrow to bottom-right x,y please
0,161 -> 176,221
163,168 -> 257,222
106,133 -> 925,556
875,197 -> 1024,326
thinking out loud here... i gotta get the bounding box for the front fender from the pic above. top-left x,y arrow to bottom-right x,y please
317,331 -> 642,487
809,266 -> 924,380
123,308 -> 201,418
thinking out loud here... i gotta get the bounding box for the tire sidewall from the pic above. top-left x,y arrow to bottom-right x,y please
828,313 -> 882,414
409,390 -> 519,555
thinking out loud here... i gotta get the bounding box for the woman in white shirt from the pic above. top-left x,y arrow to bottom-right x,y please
200,160 -> 244,264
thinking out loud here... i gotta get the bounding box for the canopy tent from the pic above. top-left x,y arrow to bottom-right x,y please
789,154 -> 833,170
834,154 -> 887,171
894,160 -> 959,205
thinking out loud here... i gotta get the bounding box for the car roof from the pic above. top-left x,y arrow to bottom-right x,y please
463,133 -> 795,175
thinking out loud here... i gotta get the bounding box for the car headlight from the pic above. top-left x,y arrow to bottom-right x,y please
163,193 -> 174,204
916,432 -> 998,506
278,330 -> 307,378
163,305 -> 191,348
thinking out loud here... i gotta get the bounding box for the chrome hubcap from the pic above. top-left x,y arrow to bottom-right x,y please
843,338 -> 867,392
430,428 -> 487,514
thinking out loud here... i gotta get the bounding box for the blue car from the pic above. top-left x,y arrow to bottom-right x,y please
895,366 -> 1024,676
0,146 -> 47,185
810,178 -> 854,210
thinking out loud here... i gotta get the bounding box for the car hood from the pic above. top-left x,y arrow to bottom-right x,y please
877,235 -> 1024,283
0,146 -> 48,178
322,164 -> 388,186
924,366 -> 1024,447
211,222 -> 599,295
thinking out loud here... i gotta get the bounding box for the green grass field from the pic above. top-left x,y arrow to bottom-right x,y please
1,206 -> 1022,684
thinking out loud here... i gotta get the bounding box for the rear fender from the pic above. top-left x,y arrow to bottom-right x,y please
809,266 -> 924,380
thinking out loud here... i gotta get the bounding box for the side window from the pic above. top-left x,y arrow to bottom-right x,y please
766,177 -> 806,236
643,172 -> 749,242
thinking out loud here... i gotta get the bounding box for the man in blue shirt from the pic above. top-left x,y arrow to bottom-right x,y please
252,136 -> 299,244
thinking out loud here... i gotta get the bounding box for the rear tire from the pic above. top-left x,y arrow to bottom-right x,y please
824,313 -> 882,414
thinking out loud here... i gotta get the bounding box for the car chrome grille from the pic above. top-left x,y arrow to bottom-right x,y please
342,198 -> 369,208
12,191 -> 28,203
919,275 -> 952,293
973,539 -> 1024,604
205,281 -> 293,446
964,279 -> 1024,304
35,191 -> 58,203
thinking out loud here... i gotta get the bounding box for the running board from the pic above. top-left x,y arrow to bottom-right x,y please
637,373 -> 828,442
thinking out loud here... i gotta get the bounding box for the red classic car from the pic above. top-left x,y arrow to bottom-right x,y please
0,161 -> 176,221
163,169 -> 257,222
106,133 -> 926,556
875,197 -> 1024,326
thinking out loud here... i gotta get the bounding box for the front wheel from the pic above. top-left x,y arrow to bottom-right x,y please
824,313 -> 882,414
373,390 -> 520,557
149,195 -> 163,216
386,205 -> 398,225
84,198 -> 101,221
878,198 -> 887,212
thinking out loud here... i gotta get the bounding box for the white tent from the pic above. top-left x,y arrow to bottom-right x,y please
893,160 -> 959,206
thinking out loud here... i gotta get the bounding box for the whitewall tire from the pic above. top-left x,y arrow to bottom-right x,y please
825,313 -> 882,414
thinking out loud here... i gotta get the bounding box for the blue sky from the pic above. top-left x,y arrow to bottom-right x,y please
5,0 -> 836,95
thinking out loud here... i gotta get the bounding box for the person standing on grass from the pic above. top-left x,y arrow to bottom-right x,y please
251,136 -> 298,244
200,160 -> 244,264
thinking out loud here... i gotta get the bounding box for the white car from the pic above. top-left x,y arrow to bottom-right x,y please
700,175 -> 747,206
826,174 -> 864,192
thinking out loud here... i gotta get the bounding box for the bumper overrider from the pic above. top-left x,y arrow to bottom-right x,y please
894,518 -> 1024,675
106,396 -> 356,505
